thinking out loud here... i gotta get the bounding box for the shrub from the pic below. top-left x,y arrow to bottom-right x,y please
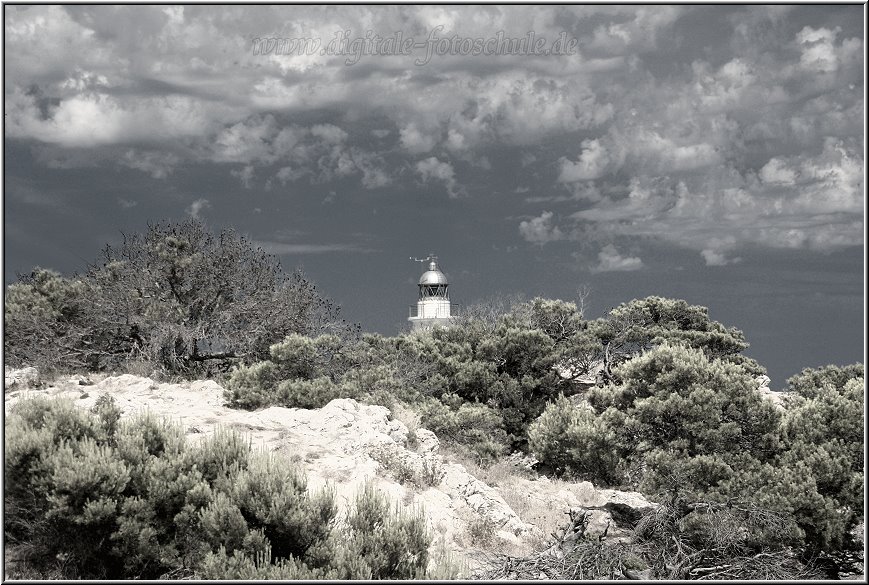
588,296 -> 765,383
226,370 -> 352,411
466,515 -> 497,547
402,316 -> 567,451
583,345 -> 864,559
275,377 -> 351,409
775,368 -> 864,551
4,220 -> 351,377
417,396 -> 510,463
340,363 -> 412,407
588,343 -> 781,474
632,500 -> 815,579
4,269 -> 99,374
528,395 -> 621,485
369,445 -> 444,488
91,395 -> 122,443
224,333 -> 363,410
223,361 -> 281,409
198,492 -> 249,554
199,545 -> 316,579
268,333 -> 354,381
369,444 -> 417,484
228,452 -> 337,563
346,482 -> 430,579
786,363 -> 864,399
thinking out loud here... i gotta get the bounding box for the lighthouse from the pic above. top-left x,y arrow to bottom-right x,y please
408,254 -> 453,330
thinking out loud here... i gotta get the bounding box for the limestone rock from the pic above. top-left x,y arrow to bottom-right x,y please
756,374 -> 789,410
446,466 -> 529,539
414,428 -> 440,454
4,366 -> 39,390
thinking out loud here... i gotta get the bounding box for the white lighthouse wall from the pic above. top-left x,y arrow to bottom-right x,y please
417,298 -> 451,319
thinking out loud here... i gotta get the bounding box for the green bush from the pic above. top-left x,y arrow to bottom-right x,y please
368,444 -> 444,488
275,377 -> 352,409
587,296 -> 765,382
4,269 -> 99,374
786,363 -> 864,399
398,317 -> 567,456
346,482 -> 430,579
223,361 -> 281,409
774,367 -> 864,551
225,333 -> 363,410
589,343 -> 781,475
340,363 -> 413,407
200,545 -> 316,579
580,345 -> 864,559
417,396 -> 510,463
4,221 -> 350,377
528,395 -> 621,485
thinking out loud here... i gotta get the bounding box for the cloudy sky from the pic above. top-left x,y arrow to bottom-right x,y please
4,5 -> 865,386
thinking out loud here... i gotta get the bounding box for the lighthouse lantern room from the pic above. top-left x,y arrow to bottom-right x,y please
408,254 -> 453,330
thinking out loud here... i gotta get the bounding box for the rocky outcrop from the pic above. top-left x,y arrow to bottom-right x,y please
445,466 -> 529,539
509,476 -> 657,542
4,366 -> 40,390
756,374 -> 790,410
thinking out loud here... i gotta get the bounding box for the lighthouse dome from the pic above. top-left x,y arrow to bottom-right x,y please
419,259 -> 448,285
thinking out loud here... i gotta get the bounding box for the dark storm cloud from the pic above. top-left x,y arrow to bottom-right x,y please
4,5 -> 864,384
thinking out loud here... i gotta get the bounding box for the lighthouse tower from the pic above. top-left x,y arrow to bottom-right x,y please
408,254 -> 453,330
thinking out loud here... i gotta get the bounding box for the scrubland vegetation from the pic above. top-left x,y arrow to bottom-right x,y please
4,220 -> 864,579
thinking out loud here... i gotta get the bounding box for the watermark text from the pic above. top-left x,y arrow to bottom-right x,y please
252,27 -> 580,65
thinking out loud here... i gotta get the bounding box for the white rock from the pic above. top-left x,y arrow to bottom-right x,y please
415,428 -> 440,454
5,366 -> 39,389
755,375 -> 789,410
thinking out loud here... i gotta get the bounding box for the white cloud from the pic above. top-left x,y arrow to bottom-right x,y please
212,116 -> 278,164
186,198 -> 211,219
310,123 -> 348,145
586,6 -> 682,55
519,211 -> 564,244
276,165 -> 306,184
701,249 -> 740,266
416,156 -> 461,197
591,244 -> 643,272
796,26 -> 842,73
571,137 -> 863,256
120,149 -> 180,179
759,157 -> 797,185
400,123 -> 439,154
559,139 -> 612,182
231,165 -> 255,188
3,4 -> 863,239
6,89 -> 232,148
355,155 -> 392,189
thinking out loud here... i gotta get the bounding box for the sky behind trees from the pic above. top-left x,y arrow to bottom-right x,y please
4,5 -> 865,387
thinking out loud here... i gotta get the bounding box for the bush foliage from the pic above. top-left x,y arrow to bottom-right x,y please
4,220 -> 352,377
529,345 -> 863,561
